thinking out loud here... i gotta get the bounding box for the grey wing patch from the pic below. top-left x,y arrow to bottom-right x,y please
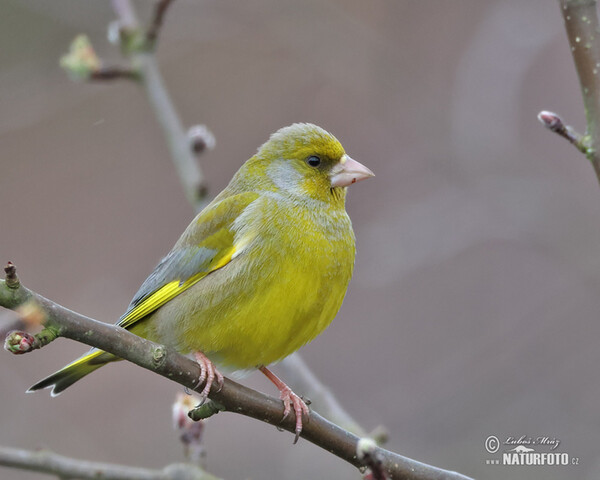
120,246 -> 217,321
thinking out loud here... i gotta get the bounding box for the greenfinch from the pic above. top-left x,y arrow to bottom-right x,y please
29,123 -> 374,439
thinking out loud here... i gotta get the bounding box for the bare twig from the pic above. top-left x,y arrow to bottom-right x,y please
62,1 -> 208,208
544,0 -> 600,182
136,53 -> 209,209
0,445 -> 220,480
90,67 -> 139,81
146,0 -> 176,47
109,0 -> 209,211
0,268 -> 472,480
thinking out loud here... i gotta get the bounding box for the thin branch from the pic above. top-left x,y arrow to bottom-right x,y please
0,446 -> 220,480
110,0 -> 209,211
136,53 -> 209,210
550,0 -> 600,182
0,268 -> 472,480
75,1 -> 208,208
90,67 -> 139,81
146,0 -> 176,47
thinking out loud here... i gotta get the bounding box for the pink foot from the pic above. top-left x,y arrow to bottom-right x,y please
194,352 -> 224,400
259,366 -> 310,443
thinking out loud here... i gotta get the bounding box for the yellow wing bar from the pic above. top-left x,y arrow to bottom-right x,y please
119,248 -> 235,329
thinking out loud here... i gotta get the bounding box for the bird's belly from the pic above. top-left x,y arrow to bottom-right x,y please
207,273 -> 342,368
144,239 -> 353,369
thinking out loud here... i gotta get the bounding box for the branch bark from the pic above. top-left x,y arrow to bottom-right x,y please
0,271 -> 472,480
541,1 -> 600,182
0,446 -> 220,480
146,0 -> 176,47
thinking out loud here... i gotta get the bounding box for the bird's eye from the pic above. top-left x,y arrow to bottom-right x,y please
306,156 -> 321,167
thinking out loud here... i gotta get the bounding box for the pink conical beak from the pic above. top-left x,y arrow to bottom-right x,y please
330,155 -> 375,188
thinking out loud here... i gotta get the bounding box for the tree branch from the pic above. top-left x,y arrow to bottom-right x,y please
146,0 -> 176,47
136,52 -> 209,209
541,1 -> 600,182
0,445 -> 220,480
90,67 -> 139,81
1,268 -> 472,480
109,0 -> 209,211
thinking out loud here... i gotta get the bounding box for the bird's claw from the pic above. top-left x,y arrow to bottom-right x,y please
194,352 -> 223,400
214,369 -> 225,393
279,386 -> 310,444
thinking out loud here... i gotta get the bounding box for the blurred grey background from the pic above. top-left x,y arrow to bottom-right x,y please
2,1 -> 599,479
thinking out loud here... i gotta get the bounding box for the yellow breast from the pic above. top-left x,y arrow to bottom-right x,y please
140,194 -> 355,369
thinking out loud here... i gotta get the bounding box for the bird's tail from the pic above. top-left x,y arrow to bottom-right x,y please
28,350 -> 120,396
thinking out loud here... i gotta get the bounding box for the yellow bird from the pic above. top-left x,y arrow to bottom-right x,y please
29,123 -> 374,439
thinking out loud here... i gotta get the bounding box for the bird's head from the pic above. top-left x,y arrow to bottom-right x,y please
247,123 -> 374,205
